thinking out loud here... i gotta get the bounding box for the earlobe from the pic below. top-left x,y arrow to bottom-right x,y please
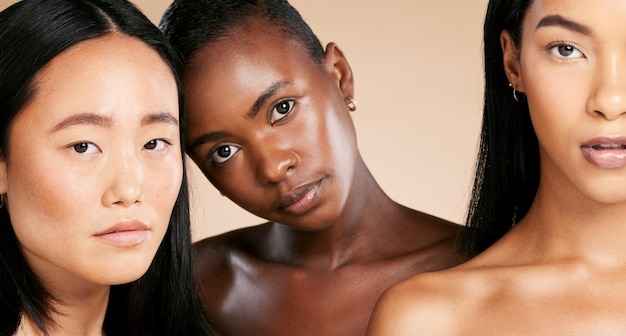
501,30 -> 525,93
323,42 -> 355,102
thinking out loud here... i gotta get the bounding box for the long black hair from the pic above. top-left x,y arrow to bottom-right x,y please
460,0 -> 537,257
0,0 -> 214,334
159,0 -> 325,74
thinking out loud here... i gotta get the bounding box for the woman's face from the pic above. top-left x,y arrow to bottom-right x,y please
3,33 -> 182,288
184,23 -> 358,231
512,0 -> 626,204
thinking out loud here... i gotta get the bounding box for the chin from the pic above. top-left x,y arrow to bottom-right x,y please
92,260 -> 154,286
101,271 -> 149,286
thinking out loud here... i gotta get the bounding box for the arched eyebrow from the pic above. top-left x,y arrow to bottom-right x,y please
51,113 -> 112,133
536,14 -> 592,36
246,79 -> 291,119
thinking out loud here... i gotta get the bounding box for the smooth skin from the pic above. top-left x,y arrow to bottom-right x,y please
367,0 -> 626,335
185,21 -> 465,336
5,33 -> 181,335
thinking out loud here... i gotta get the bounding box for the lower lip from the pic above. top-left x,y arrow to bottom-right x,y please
581,146 -> 626,168
282,183 -> 322,215
95,230 -> 148,247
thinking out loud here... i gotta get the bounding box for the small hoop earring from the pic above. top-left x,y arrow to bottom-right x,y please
509,83 -> 524,102
345,97 -> 358,112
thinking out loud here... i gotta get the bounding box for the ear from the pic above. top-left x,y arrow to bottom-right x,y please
0,159 -> 7,195
501,30 -> 525,93
322,42 -> 355,101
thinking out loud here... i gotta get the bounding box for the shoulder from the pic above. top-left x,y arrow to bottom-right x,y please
366,270 -> 465,336
400,208 -> 469,268
367,257 -> 513,336
193,223 -> 272,276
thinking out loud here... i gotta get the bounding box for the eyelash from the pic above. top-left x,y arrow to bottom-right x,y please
69,138 -> 172,155
269,99 -> 296,125
144,138 -> 172,150
545,41 -> 585,59
71,141 -> 99,154
208,144 -> 241,165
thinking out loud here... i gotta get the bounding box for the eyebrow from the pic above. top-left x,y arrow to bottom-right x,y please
51,113 -> 113,133
51,111 -> 178,133
188,131 -> 230,153
536,15 -> 592,36
246,79 -> 291,119
141,111 -> 179,127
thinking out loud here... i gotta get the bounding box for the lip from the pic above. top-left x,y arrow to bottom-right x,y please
581,136 -> 626,168
277,178 -> 324,215
94,220 -> 150,247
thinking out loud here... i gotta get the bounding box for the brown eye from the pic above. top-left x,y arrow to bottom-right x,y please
211,144 -> 240,164
71,142 -> 98,154
276,101 -> 291,114
217,146 -> 230,157
270,99 -> 295,124
73,142 -> 90,153
144,139 -> 168,150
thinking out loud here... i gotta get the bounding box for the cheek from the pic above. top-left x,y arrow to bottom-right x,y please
145,157 -> 184,217
8,167 -> 88,255
7,155 -> 93,224
522,64 -> 586,147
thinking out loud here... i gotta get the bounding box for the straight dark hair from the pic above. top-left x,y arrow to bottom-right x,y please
460,0 -> 537,257
0,0 -> 214,334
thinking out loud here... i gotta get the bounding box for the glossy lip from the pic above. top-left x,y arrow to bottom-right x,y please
581,136 -> 626,168
94,220 -> 150,247
277,178 -> 324,215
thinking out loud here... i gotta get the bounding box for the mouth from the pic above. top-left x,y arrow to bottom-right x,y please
277,178 -> 324,215
94,220 -> 150,247
581,137 -> 626,169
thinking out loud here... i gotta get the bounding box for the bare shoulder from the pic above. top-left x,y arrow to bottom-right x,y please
398,207 -> 469,268
193,222 -> 272,279
366,268 -> 468,336
366,252 -> 520,336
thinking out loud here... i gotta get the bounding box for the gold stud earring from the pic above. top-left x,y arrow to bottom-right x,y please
346,97 -> 358,112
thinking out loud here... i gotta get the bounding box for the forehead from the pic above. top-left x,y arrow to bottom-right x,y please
187,21 -> 315,77
183,22 -> 321,110
21,33 -> 178,127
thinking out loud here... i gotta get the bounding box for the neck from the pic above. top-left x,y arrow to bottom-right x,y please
516,181 -> 626,267
19,283 -> 109,336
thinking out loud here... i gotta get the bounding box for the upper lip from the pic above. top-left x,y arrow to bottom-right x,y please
581,136 -> 626,149
277,178 -> 323,209
95,220 -> 149,236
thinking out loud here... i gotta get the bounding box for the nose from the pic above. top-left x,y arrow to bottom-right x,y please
587,52 -> 626,120
102,152 -> 143,207
255,145 -> 298,185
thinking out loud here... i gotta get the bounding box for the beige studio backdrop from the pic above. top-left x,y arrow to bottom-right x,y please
0,0 -> 489,241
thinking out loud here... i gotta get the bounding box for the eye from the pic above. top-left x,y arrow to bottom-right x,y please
549,43 -> 584,59
72,142 -> 99,154
210,144 -> 241,164
270,99 -> 295,124
144,139 -> 170,150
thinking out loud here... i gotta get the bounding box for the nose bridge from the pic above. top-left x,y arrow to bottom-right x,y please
589,50 -> 626,120
254,136 -> 298,185
103,146 -> 143,207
